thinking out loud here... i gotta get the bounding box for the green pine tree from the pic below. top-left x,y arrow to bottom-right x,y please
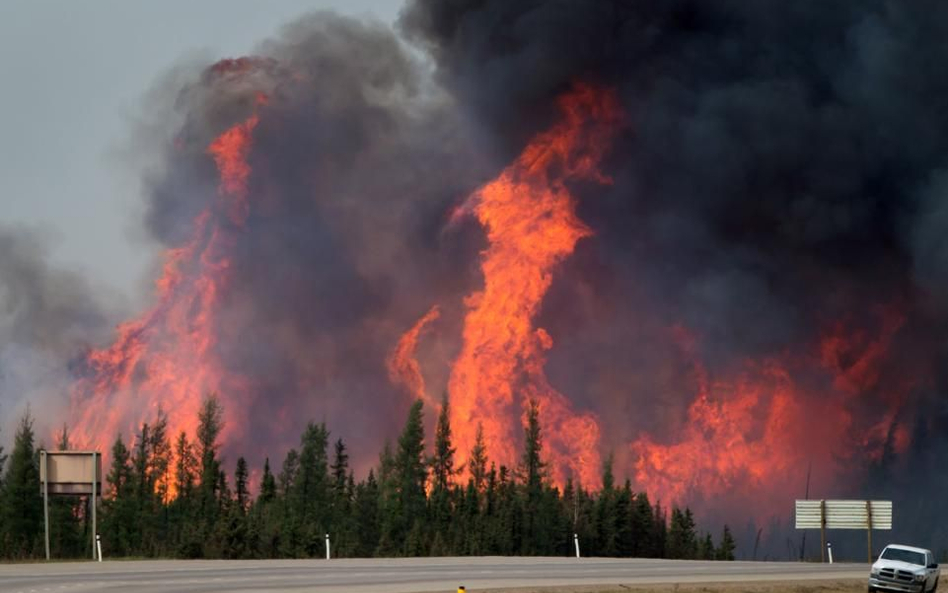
1,411 -> 42,558
468,423 -> 488,493
716,524 -> 736,560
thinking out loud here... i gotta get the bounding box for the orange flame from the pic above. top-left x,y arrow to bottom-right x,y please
446,84 -> 622,487
629,308 -> 912,513
69,99 -> 265,497
387,305 -> 441,407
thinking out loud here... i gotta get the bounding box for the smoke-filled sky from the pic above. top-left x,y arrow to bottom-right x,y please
0,0 -> 399,299
2,0 -> 948,556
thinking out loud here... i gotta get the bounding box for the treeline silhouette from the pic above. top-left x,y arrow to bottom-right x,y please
0,395 -> 735,560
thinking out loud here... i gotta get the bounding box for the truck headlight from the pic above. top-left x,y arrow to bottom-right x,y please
915,574 -> 926,581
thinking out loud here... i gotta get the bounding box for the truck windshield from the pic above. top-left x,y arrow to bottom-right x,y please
880,548 -> 925,565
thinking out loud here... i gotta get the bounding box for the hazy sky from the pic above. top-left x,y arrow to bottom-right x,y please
0,0 -> 400,301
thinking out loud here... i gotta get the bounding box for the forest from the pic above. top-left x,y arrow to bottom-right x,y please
0,395 -> 735,561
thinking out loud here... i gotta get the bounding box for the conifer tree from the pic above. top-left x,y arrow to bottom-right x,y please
234,457 -> 250,513
716,524 -> 736,560
173,431 -> 197,500
519,399 -> 546,555
468,423 -> 488,493
259,458 -> 276,504
0,424 -> 6,490
430,394 -> 458,553
0,411 -> 42,558
354,469 -> 380,557
195,394 -> 225,556
667,507 -> 698,559
431,394 -> 458,493
595,453 -> 618,556
102,435 -> 134,556
380,400 -> 427,556
290,422 -> 330,557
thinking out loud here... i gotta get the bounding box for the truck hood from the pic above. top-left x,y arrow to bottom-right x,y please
874,559 -> 925,573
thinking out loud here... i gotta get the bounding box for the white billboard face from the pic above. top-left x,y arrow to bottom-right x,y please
39,452 -> 102,496
795,499 -> 892,530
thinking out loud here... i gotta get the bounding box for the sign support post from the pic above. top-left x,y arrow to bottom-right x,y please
820,499 -> 826,564
42,451 -> 50,561
866,500 -> 873,564
91,451 -> 97,560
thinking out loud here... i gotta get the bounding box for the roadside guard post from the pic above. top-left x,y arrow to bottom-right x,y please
40,450 -> 102,561
795,499 -> 892,564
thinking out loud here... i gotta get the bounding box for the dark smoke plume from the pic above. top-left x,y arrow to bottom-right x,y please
401,0 -> 948,554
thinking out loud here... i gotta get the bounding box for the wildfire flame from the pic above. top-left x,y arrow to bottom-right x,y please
426,83 -> 622,487
629,308 -> 912,513
68,93 -> 265,495
387,305 -> 441,407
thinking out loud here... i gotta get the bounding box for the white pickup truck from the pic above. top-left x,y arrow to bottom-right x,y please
869,544 -> 940,593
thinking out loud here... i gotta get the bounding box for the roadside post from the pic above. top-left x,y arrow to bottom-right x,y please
795,499 -> 892,564
96,534 -> 103,562
573,533 -> 580,558
325,533 -> 331,560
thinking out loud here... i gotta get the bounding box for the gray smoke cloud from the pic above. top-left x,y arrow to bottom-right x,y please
0,227 -> 114,441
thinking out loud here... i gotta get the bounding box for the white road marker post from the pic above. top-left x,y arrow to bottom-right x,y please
325,533 -> 331,560
96,534 -> 102,562
574,533 -> 580,558
827,542 -> 834,564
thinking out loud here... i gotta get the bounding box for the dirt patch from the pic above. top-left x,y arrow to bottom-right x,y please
476,579 -> 947,593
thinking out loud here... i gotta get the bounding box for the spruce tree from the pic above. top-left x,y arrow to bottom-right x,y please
468,423 -> 488,493
1,411 -> 42,558
234,457 -> 249,513
519,399 -> 546,555
595,453 -> 618,556
429,394 -> 457,553
259,458 -> 276,504
380,400 -> 427,556
290,422 -> 330,557
354,469 -> 380,557
101,435 -> 135,556
667,507 -> 697,559
195,394 -> 225,556
716,524 -> 736,560
173,431 -> 197,500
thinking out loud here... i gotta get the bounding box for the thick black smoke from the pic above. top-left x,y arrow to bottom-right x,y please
401,0 -> 948,556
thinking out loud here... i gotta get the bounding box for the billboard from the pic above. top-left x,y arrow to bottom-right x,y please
39,451 -> 102,496
795,499 -> 892,530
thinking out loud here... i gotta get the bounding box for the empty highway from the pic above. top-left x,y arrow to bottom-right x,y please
0,557 -> 867,593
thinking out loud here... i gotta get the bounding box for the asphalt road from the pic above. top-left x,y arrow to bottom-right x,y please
0,557 -> 867,593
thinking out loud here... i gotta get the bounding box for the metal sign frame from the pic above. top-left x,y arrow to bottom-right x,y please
39,451 -> 102,560
795,499 -> 892,563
